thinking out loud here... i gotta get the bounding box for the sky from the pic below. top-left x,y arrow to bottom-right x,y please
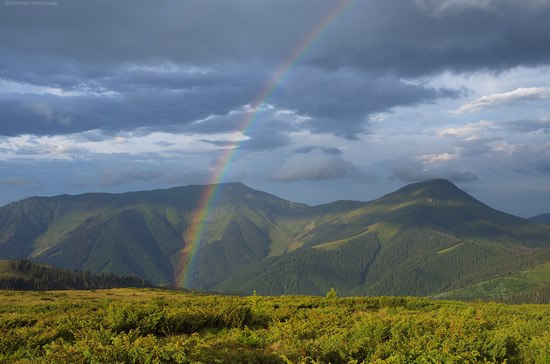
0,0 -> 549,218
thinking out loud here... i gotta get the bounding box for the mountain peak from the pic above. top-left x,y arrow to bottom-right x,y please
385,179 -> 480,205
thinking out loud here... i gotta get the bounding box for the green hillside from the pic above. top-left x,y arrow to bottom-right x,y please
0,259 -> 151,290
0,183 -> 314,286
1,179 -> 550,300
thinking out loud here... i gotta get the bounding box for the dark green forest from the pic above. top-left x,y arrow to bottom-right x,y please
0,260 -> 151,291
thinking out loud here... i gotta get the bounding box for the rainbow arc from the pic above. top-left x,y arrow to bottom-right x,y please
175,0 -> 357,288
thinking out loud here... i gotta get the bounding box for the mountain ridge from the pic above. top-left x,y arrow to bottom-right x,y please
1,179 -> 549,300
530,213 -> 550,224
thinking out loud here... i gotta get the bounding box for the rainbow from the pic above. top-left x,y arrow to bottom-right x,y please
175,0 -> 357,288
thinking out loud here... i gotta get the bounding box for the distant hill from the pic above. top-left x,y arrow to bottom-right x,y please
530,213 -> 550,224
0,259 -> 152,290
1,179 -> 550,301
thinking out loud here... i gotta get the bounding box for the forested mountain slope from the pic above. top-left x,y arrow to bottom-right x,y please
0,259 -> 151,290
1,179 -> 549,299
531,213 -> 550,224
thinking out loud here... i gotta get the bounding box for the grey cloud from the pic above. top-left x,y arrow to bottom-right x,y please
3,0 -> 548,78
0,176 -> 30,186
311,1 -> 550,77
199,140 -> 234,148
0,66 -> 260,136
535,160 -> 550,174
293,146 -> 342,155
505,119 -> 550,134
98,158 -> 214,187
276,68 -> 459,139
188,107 -> 299,151
0,155 -> 214,206
100,166 -> 166,187
0,64 -> 458,140
5,0 -> 543,139
239,132 -> 292,151
155,141 -> 176,147
390,161 -> 479,184
270,149 -> 358,182
454,138 -> 501,157
201,130 -> 292,152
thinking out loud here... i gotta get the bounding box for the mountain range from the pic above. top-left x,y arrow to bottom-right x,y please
1,179 -> 549,300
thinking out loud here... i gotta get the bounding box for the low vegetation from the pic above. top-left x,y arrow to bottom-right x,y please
1,288 -> 549,363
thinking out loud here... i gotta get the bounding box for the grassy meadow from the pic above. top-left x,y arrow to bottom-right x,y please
1,288 -> 549,363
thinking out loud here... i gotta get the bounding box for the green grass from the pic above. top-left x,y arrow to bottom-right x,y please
1,288 -> 549,363
313,229 -> 371,251
435,261 -> 550,302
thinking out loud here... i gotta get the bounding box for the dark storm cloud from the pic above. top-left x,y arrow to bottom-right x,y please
1,0 -> 549,139
274,67 -> 459,139
310,0 -> 550,77
0,65 -> 456,140
3,0 -> 549,75
0,72 -> 259,136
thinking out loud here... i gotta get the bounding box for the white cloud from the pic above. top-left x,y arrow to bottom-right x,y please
417,152 -> 457,166
0,131 -> 234,162
489,141 -> 516,156
0,79 -> 120,98
415,0 -> 549,15
438,120 -> 495,139
453,87 -> 550,114
415,0 -> 493,14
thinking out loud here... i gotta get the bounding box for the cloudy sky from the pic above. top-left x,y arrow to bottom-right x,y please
1,0 -> 549,217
